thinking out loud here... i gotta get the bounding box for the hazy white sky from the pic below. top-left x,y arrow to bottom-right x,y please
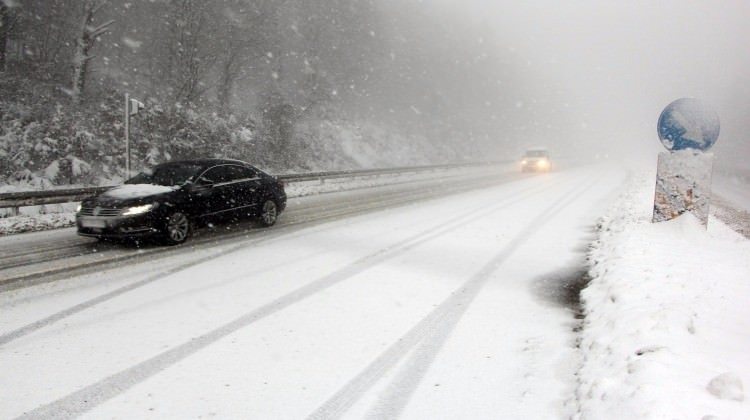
446,0 -> 750,161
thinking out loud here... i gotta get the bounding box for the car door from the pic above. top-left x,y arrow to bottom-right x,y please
224,165 -> 262,217
196,165 -> 238,219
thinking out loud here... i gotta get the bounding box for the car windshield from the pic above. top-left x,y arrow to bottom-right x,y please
125,164 -> 203,187
525,150 -> 548,158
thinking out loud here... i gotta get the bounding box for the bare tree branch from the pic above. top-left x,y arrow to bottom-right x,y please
71,0 -> 114,103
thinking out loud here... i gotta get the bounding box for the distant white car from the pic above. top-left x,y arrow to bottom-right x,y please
520,148 -> 551,172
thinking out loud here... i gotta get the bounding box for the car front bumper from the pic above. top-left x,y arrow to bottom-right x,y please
521,161 -> 550,171
76,213 -> 161,239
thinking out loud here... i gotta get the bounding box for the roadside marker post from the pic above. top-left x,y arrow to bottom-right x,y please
652,98 -> 720,227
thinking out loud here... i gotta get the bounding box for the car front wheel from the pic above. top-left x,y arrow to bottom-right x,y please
258,200 -> 278,227
163,211 -> 191,245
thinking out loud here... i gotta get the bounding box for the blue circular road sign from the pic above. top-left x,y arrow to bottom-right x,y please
657,98 -> 720,152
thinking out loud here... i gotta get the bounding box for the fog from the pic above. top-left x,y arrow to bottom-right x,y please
351,0 -> 750,164
456,0 -> 750,165
1,0 -> 748,178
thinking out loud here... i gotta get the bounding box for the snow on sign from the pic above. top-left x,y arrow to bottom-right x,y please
657,98 -> 720,152
129,98 -> 145,116
653,98 -> 720,226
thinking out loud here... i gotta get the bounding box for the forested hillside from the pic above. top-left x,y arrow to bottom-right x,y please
0,0 -> 526,188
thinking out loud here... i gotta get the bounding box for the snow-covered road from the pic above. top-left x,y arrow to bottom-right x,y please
0,165 -> 520,287
1,164 -> 627,419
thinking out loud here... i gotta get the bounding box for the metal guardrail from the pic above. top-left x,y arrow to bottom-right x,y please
0,187 -> 113,208
0,161 -> 509,210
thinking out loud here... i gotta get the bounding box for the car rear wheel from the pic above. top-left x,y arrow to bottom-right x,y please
258,200 -> 278,227
163,211 -> 191,245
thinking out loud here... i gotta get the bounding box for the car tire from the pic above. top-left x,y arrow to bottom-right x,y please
162,211 -> 191,245
258,199 -> 278,227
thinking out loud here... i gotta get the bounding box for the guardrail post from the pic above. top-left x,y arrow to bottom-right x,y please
8,207 -> 19,217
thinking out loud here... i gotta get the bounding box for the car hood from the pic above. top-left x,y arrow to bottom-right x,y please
85,184 -> 180,207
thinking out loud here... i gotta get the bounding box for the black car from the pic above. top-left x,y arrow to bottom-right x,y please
76,159 -> 287,245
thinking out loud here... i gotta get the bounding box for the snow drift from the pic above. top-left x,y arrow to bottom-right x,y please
575,174 -> 750,419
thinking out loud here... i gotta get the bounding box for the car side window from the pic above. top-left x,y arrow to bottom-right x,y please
199,165 -> 255,184
237,166 -> 258,180
199,166 -> 229,184
224,165 -> 259,182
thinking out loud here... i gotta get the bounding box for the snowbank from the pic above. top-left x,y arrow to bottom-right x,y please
576,175 -> 750,419
0,212 -> 76,235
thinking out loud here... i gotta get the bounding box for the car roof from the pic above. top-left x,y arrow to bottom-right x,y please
156,159 -> 251,170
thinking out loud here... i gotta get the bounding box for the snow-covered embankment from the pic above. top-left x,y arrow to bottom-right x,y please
576,175 -> 750,419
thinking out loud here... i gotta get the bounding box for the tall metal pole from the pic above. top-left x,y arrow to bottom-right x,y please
125,93 -> 130,179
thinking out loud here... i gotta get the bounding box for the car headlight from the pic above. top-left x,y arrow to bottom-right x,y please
521,159 -> 528,165
122,204 -> 155,216
76,204 -> 82,213
537,159 -> 549,168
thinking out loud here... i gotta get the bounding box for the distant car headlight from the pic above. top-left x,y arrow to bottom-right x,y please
122,204 -> 155,216
521,159 -> 528,165
76,204 -> 82,213
537,159 -> 549,168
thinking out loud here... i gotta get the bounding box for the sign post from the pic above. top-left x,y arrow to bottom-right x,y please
124,94 -> 145,179
653,98 -> 720,226
125,93 -> 130,179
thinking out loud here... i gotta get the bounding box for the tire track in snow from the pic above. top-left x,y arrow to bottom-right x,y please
364,176 -> 601,420
14,176 -> 568,420
0,172 -> 544,346
0,170 -> 527,291
0,240 -> 97,263
306,172 -> 602,420
0,168 -> 524,285
0,244 -> 248,347
0,200 -> 421,344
